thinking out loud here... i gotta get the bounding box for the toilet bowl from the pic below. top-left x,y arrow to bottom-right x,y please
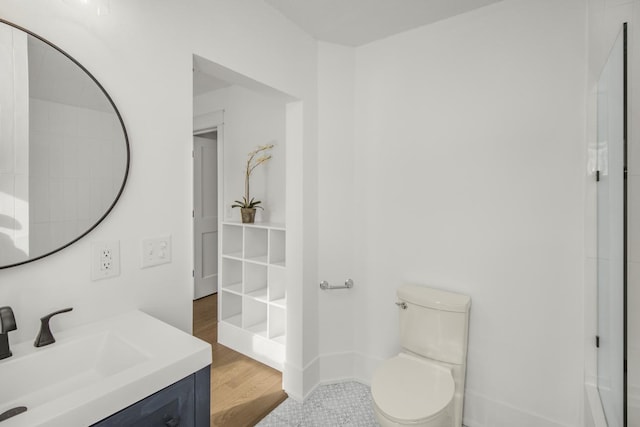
372,353 -> 455,427
371,284 -> 471,427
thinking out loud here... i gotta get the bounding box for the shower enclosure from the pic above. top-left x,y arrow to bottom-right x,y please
597,23 -> 627,427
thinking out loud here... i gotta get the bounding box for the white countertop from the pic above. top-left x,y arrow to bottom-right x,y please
0,310 -> 211,427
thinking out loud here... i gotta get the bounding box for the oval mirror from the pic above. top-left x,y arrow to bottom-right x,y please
0,20 -> 129,269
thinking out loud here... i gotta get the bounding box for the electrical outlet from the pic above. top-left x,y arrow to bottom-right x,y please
101,248 -> 112,270
141,235 -> 172,268
91,241 -> 120,280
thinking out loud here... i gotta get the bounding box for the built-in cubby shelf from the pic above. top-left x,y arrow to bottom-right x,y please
218,221 -> 286,371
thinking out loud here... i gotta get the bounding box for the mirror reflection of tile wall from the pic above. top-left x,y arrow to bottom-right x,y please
29,98 -> 126,257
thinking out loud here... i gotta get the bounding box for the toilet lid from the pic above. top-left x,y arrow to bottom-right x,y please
371,355 -> 455,423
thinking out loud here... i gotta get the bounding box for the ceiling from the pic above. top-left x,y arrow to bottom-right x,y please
193,0 -> 503,95
193,65 -> 231,96
264,0 -> 503,46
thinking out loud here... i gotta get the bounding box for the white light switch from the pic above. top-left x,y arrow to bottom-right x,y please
142,235 -> 172,268
91,241 -> 120,280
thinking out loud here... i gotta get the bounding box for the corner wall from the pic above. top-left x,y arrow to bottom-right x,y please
350,1 -> 587,425
317,41 -> 357,383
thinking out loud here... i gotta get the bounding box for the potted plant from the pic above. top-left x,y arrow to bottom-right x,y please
232,144 -> 274,223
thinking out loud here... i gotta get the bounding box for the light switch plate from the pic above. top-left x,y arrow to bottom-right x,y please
142,235 -> 172,268
91,241 -> 120,280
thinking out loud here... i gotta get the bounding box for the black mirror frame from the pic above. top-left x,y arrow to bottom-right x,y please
0,18 -> 130,270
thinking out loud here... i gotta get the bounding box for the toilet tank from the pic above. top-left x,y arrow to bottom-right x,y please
397,284 -> 471,365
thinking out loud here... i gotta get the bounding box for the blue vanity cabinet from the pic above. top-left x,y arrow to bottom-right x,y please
91,366 -> 210,427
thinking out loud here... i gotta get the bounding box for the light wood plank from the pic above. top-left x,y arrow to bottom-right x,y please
193,294 -> 287,426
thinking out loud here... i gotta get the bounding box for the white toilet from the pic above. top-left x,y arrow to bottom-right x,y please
371,284 -> 471,427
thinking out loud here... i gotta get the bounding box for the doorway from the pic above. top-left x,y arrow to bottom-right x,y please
192,55 -> 295,424
193,130 -> 218,300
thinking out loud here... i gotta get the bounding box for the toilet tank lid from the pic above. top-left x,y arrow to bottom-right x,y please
398,284 -> 471,313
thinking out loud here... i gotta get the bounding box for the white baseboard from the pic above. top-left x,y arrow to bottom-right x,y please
283,355 -> 320,402
319,351 -> 355,382
283,351 -> 380,402
318,350 -> 383,385
464,389 -> 575,427
308,350 -> 577,427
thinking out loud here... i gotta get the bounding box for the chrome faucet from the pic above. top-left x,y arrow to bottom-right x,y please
0,307 -> 17,360
34,308 -> 73,347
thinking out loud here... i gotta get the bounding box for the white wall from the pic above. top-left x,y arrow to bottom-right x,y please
0,0 -> 614,423
0,0 -> 319,399
347,1 -> 587,426
194,85 -> 286,224
317,41 -> 357,381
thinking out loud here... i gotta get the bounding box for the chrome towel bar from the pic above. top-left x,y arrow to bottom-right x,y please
320,279 -> 354,290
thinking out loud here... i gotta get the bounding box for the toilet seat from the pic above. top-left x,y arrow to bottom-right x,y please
371,354 -> 455,424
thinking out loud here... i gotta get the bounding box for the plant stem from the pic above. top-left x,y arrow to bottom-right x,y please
243,144 -> 273,207
245,160 -> 250,203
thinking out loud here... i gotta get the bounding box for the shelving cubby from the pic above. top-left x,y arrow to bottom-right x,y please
268,265 -> 286,308
269,305 -> 286,344
220,292 -> 242,328
244,227 -> 268,263
269,229 -> 286,266
221,258 -> 242,294
245,263 -> 268,302
221,223 -> 243,258
218,221 -> 287,371
244,298 -> 268,337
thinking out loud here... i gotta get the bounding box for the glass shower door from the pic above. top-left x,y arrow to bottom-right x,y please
597,24 -> 626,427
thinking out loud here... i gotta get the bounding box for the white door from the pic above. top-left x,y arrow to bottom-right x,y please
193,133 -> 218,299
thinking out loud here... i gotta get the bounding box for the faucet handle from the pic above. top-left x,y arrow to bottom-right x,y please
34,307 -> 73,347
0,307 -> 17,360
0,307 -> 16,333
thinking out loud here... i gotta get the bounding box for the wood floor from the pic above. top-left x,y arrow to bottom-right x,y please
193,294 -> 288,427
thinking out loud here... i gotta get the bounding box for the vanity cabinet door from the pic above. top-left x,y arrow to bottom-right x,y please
91,366 -> 210,427
92,376 -> 196,427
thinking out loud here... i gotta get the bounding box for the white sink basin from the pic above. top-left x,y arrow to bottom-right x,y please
0,332 -> 148,413
0,311 -> 211,426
